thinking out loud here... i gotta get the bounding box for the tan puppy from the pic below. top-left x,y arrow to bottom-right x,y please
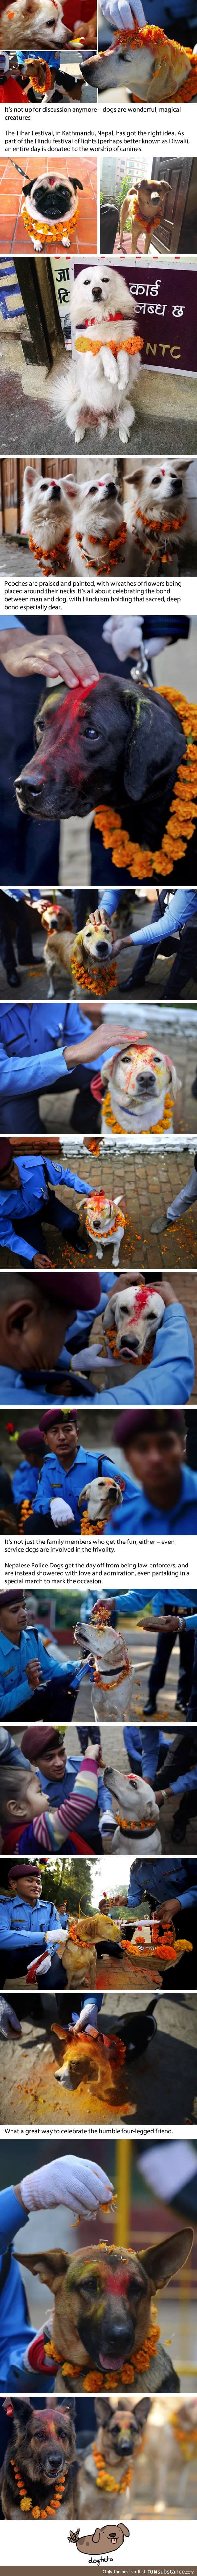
119,177 -> 170,254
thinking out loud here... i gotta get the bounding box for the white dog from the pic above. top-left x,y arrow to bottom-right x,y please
125,460 -> 197,573
49,262 -> 142,447
104,1281 -> 165,1354
22,465 -> 75,568
78,1473 -> 123,1527
0,0 -> 64,36
79,1190 -> 126,1268
104,1763 -> 161,1852
75,1609 -> 140,1720
101,1042 -> 181,1136
69,473 -> 130,570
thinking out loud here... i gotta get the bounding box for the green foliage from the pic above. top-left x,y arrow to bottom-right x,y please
39,1856 -> 95,1912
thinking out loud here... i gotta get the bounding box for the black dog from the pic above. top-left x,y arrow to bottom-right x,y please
15,672 -> 193,858
1,2396 -> 78,2520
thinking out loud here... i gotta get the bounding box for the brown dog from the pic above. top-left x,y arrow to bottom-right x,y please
17,2227 -> 193,2392
119,178 -> 170,253
70,2524 -> 129,2552
1,2397 -> 78,2520
79,2393 -> 151,2513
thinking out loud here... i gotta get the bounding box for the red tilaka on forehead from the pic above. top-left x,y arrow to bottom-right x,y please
106,2265 -> 131,2296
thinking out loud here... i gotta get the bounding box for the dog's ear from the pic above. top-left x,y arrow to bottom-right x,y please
62,475 -> 77,496
3,2397 -> 32,2426
141,2226 -> 193,2292
75,177 -> 83,191
123,685 -> 179,812
78,1485 -> 88,1509
16,2249 -> 70,2289
23,466 -> 36,489
95,2397 -> 111,2426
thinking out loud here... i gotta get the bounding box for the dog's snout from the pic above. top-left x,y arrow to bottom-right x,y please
15,772 -> 43,813
137,1071 -> 155,1093
105,479 -> 117,498
51,480 -> 61,496
93,286 -> 103,301
170,475 -> 183,494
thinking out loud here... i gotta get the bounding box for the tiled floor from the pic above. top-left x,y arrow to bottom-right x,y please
0,156 -> 97,254
31,1140 -> 197,1268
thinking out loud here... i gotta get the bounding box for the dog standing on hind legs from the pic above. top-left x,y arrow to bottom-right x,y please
48,263 -> 143,448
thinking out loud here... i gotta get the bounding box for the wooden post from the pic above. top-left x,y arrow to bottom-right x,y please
116,2139 -> 131,2246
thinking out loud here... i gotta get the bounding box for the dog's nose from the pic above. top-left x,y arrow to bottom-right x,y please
93,286 -> 103,300
15,773 -> 44,812
51,481 -> 61,496
105,480 -> 117,499
48,2446 -> 64,2467
137,1071 -> 155,1092
170,475 -> 183,494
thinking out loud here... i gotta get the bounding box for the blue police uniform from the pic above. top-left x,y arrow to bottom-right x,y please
32,1445 -> 129,1533
0,2188 -> 55,2391
131,889 -> 197,950
112,1463 -> 197,1536
0,1156 -> 91,1263
0,1893 -> 67,1949
127,1859 -> 197,1910
123,1724 -> 170,1786
0,1625 -> 66,1721
12,1462 -> 38,1510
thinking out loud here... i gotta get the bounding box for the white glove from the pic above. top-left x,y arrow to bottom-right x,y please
50,1499 -> 74,1527
20,2153 -> 114,2217
102,0 -> 145,22
103,616 -> 143,660
0,1999 -> 22,2036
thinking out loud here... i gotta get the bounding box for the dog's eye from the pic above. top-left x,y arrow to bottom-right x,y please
151,475 -> 162,486
83,721 -> 97,741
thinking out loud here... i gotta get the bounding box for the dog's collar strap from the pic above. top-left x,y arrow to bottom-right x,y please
94,685 -> 197,882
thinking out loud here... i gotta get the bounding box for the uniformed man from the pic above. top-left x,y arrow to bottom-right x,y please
0,1857 -> 68,1986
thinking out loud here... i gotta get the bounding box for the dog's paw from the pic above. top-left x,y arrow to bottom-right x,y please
75,425 -> 85,445
102,348 -> 117,383
99,416 -> 107,438
117,350 -> 129,383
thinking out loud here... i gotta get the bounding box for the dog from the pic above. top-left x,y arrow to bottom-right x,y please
22,467 -> 75,568
51,2018 -> 134,2116
16,2226 -> 193,2391
118,178 -> 170,255
104,1280 -> 165,1354
80,2394 -> 151,2515
85,31 -> 197,97
70,2523 -> 129,2552
15,168 -> 83,249
0,1 -> 65,38
68,474 -> 130,571
48,262 -> 142,448
1,2397 -> 78,2520
125,460 -> 197,573
74,1608 -> 138,1721
78,1190 -> 126,1268
101,1042 -> 181,1137
103,1763 -> 161,1851
15,673 -> 189,873
78,1472 -> 124,1527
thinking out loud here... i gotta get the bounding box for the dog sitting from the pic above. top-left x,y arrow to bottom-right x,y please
118,178 -> 170,254
15,672 -> 190,873
103,1763 -> 161,1850
48,262 -> 142,448
125,459 -> 197,573
78,1190 -> 126,1268
1,2397 -> 78,2519
101,1042 -> 180,1137
16,169 -> 83,250
104,1281 -> 165,1352
22,467 -> 75,570
0,1 -> 64,37
68,474 -> 130,570
88,29 -> 197,97
75,1606 -> 138,1720
17,2227 -> 193,2392
80,2395 -> 151,2515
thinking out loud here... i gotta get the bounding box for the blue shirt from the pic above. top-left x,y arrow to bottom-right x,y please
12,1462 -> 38,1507
0,1156 -> 89,1265
0,2187 -> 54,2392
0,1894 -> 67,1949
94,1305 -> 194,1409
0,1624 -> 65,1721
33,1445 -> 127,1534
112,1462 -> 197,1537
132,890 -> 197,947
127,1859 -> 197,1911
123,1724 -> 171,1786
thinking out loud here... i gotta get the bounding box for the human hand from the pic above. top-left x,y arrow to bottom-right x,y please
0,2000 -> 22,2038
27,1659 -> 41,1690
0,618 -> 98,689
33,1254 -> 52,1270
160,1899 -> 181,1923
50,1499 -> 74,1526
103,615 -> 144,661
20,2152 -> 114,2216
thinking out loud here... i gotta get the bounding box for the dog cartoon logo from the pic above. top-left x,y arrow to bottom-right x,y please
69,2526 -> 129,2555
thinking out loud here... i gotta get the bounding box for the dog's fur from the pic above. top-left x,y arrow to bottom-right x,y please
80,2395 -> 151,2516
119,179 -> 170,255
78,1190 -> 126,1268
15,672 -> 188,867
18,171 -> 83,244
22,465 -> 75,561
48,262 -> 142,447
125,459 -> 197,573
104,1282 -> 165,1355
0,1 -> 64,39
68,473 -> 130,569
1,2398 -> 78,2520
75,1609 -> 137,1720
78,1472 -> 123,1525
16,2228 -> 193,2391
101,1042 -> 181,1137
86,31 -> 196,97
103,1762 -> 161,1851
70,2524 -> 129,2553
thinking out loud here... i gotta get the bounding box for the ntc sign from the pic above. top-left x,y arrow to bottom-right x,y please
123,266 -> 197,371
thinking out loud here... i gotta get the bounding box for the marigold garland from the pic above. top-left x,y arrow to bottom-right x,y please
29,532 -> 70,577
94,686 -> 197,881
134,506 -> 187,569
102,1083 -> 173,1138
93,2442 -> 135,2491
10,2458 -> 66,2516
170,2412 -> 197,2455
71,935 -> 117,996
76,333 -> 143,359
44,2313 -> 160,2393
75,522 -> 127,574
21,199 -> 78,248
112,20 -> 197,96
